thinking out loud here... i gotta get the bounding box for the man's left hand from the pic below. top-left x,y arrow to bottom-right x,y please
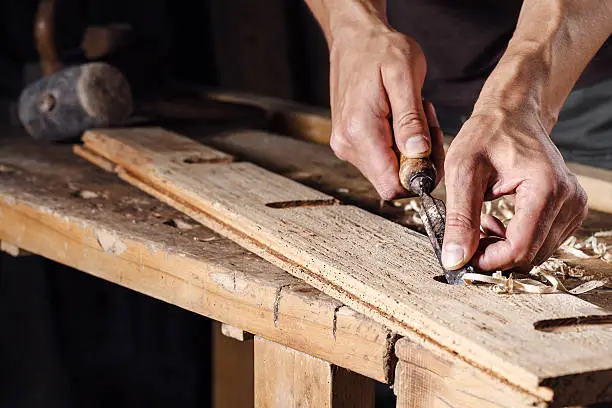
441,106 -> 588,272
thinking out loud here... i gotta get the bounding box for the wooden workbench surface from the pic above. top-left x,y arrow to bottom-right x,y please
0,129 -> 396,384
1,95 -> 612,406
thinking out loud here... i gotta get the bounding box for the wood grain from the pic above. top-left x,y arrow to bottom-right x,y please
202,89 -> 612,213
254,336 -> 375,408
81,126 -> 612,402
0,138 -> 394,383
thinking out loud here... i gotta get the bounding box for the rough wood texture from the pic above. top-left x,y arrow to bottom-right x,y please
213,322 -> 254,408
81,126 -> 612,404
201,89 -> 612,213
0,136 -> 395,384
394,338 -> 544,408
254,336 -> 375,408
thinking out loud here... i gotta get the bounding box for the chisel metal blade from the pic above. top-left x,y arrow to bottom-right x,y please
417,192 -> 472,285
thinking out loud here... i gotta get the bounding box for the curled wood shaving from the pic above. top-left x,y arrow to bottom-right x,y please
463,271 -> 562,294
559,232 -> 611,263
402,195 -> 611,293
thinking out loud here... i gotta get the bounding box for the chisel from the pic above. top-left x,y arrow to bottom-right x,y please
399,154 -> 473,284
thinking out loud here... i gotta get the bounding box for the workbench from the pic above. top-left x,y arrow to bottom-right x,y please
1,91 -> 612,407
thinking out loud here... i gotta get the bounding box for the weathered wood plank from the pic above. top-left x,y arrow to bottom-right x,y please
254,336 -> 375,408
394,338 -> 544,408
0,138 -> 395,383
81,126 -> 612,403
202,89 -> 612,213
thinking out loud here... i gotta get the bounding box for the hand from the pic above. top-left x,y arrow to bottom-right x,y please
328,28 -> 444,199
441,107 -> 588,272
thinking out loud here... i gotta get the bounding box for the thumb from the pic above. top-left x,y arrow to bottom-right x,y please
381,70 -> 430,159
441,160 -> 486,270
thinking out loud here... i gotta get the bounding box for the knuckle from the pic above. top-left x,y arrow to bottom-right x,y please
556,177 -> 573,199
444,156 -> 479,184
575,185 -> 588,209
395,111 -> 427,131
511,243 -> 537,266
445,211 -> 477,232
330,131 -> 351,160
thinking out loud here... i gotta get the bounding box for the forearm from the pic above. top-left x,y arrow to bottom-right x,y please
475,0 -> 612,131
303,0 -> 388,46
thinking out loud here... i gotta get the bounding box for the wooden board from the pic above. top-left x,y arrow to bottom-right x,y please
200,88 -> 612,213
0,136 -> 395,383
80,126 -> 612,403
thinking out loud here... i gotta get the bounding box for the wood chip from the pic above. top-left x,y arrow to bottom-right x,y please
77,190 -> 99,199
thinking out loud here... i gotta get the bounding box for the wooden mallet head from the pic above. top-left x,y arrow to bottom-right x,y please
18,62 -> 133,141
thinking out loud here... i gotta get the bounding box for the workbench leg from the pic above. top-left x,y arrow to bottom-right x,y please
213,321 -> 254,408
254,336 -> 375,407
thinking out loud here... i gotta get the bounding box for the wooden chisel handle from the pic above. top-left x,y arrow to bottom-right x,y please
399,154 -> 437,195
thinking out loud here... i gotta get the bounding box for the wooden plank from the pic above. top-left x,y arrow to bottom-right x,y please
213,321 -> 254,408
81,126 -> 612,403
202,88 -> 332,145
567,161 -> 612,214
201,89 -> 612,213
0,138 -> 395,383
394,338 -> 544,408
254,336 -> 375,408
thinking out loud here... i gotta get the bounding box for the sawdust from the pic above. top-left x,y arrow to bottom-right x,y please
399,195 -> 612,295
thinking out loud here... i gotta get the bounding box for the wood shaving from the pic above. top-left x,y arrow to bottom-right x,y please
463,271 -> 561,294
559,232 -> 611,263
76,190 -> 99,199
403,195 -> 611,294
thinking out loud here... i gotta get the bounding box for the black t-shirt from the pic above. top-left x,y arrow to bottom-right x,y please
387,0 -> 612,114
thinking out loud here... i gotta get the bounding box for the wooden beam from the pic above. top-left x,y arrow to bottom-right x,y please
80,126 -> 612,403
213,322 -> 254,408
0,139 -> 395,383
394,338 -> 544,408
254,336 -> 375,408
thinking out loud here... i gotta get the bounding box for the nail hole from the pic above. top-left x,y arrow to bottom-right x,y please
433,275 -> 448,283
265,199 -> 340,209
534,315 -> 612,333
182,156 -> 232,164
163,218 -> 196,230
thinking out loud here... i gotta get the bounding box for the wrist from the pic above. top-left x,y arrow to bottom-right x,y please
474,51 -> 557,132
328,0 -> 391,49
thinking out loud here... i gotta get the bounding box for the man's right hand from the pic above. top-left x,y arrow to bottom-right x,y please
329,26 -> 444,199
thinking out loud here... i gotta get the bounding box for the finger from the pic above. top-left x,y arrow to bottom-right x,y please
423,100 -> 445,184
533,187 -> 588,264
381,64 -> 431,159
471,180 -> 564,271
480,214 -> 506,238
441,158 -> 488,270
331,106 -> 405,200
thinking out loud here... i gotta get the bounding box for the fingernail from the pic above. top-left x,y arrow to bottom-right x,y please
404,135 -> 429,157
441,243 -> 465,270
